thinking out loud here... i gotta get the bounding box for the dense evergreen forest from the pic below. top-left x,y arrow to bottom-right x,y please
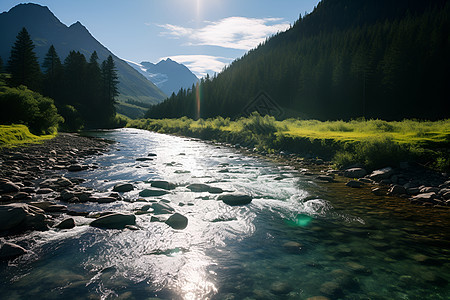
0,27 -> 121,131
147,0 -> 450,121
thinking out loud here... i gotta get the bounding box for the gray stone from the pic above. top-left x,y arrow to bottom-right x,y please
343,168 -> 367,178
13,192 -> 30,200
316,175 -> 335,182
56,218 -> 75,229
270,281 -> 292,295
0,203 -> 28,231
411,192 -> 436,202
90,213 -> 136,229
36,188 -> 54,194
136,157 -> 153,161
113,183 -> 134,193
68,164 -> 83,172
165,213 -> 188,230
151,202 -> 175,214
389,185 -> 407,195
139,189 -> 169,197
369,167 -> 394,181
406,187 -> 420,195
95,197 -> 117,204
371,188 -> 385,196
56,177 -> 73,187
187,183 -> 211,192
0,241 -> 27,260
0,181 -> 20,194
150,180 -> 175,190
420,187 -> 440,194
346,180 -> 364,188
358,178 -> 374,184
219,194 -> 252,206
208,187 -> 223,194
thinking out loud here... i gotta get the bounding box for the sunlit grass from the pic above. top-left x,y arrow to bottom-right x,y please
128,115 -> 450,171
0,124 -> 55,147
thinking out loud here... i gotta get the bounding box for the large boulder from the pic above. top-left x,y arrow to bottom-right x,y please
90,213 -> 136,229
369,167 -> 394,181
219,194 -> 252,206
0,203 -> 48,232
165,213 -> 188,230
0,203 -> 28,231
113,183 -> 134,193
343,168 -> 367,178
389,185 -> 407,195
56,218 -> 75,229
0,181 -> 20,194
0,241 -> 27,260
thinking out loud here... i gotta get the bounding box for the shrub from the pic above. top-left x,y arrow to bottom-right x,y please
0,85 -> 63,134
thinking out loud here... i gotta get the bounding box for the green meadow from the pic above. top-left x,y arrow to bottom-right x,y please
128,114 -> 450,171
0,124 -> 55,147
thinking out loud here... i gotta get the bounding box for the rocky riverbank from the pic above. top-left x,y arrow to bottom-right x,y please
248,148 -> 450,209
0,133 -> 113,259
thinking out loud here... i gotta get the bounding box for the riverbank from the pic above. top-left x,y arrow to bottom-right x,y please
128,117 -> 450,208
0,124 -> 55,146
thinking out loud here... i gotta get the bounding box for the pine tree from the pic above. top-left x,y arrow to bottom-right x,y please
100,55 -> 118,124
86,51 -> 102,125
7,27 -> 42,91
42,45 -> 62,100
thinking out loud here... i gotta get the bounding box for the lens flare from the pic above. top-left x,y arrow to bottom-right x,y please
195,82 -> 201,119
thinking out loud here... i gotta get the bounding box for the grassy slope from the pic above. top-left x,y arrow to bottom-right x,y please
128,116 -> 450,171
0,124 -> 55,147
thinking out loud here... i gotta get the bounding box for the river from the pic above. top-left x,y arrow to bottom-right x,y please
1,128 -> 449,299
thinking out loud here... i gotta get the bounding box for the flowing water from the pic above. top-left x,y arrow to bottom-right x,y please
1,128 -> 449,299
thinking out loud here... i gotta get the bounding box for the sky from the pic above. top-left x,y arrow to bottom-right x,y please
0,0 -> 320,78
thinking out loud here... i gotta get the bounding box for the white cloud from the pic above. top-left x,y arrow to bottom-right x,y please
158,16 -> 290,50
161,55 -> 232,78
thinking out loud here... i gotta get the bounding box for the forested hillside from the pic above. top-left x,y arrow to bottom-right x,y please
147,0 -> 450,121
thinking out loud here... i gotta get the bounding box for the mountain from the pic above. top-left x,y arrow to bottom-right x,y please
147,0 -> 450,121
0,3 -> 167,118
127,58 -> 198,96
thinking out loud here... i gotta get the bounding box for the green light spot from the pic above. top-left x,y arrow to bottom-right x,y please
285,214 -> 313,227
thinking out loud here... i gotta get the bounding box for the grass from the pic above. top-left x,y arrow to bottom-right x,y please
127,114 -> 450,171
0,124 -> 55,147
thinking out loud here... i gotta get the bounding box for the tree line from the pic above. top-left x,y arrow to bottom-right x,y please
147,0 -> 450,121
0,27 -> 121,131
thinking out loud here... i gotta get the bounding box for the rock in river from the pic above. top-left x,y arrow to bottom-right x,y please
150,180 -> 176,190
187,183 -> 211,192
0,241 -> 27,260
346,180 -> 364,188
165,213 -> 188,230
56,218 -> 75,229
343,168 -> 367,178
139,188 -> 169,197
90,213 -> 136,229
369,167 -> 394,181
0,181 -> 20,194
219,194 -> 252,206
113,183 -> 134,193
0,203 -> 48,232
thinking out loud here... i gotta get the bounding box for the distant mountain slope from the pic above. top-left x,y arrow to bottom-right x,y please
147,0 -> 450,121
127,58 -> 198,96
0,3 -> 167,115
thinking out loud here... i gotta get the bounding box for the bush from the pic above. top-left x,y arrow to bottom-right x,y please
0,85 -> 63,134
